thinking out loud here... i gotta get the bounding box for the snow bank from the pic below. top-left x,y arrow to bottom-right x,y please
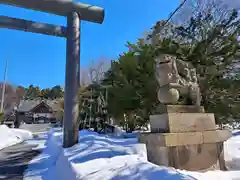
0,125 -> 22,150
11,128 -> 33,140
24,129 -> 240,180
64,129 -> 147,162
39,131 -> 76,180
180,170 -> 240,180
0,125 -> 32,150
232,129 -> 240,136
65,130 -> 193,180
113,126 -> 126,137
224,130 -> 240,170
25,129 -> 193,180
24,129 -> 77,180
65,129 -> 240,180
112,126 -> 143,139
72,155 -> 194,180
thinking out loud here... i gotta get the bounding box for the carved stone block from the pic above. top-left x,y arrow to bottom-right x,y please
154,104 -> 205,114
150,113 -> 216,133
139,130 -> 231,147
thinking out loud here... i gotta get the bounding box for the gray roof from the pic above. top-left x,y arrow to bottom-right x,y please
17,99 -> 62,112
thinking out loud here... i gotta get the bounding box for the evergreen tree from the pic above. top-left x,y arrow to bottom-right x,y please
101,7 -> 240,128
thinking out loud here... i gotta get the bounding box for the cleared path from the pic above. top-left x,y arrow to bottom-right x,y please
0,142 -> 40,180
0,124 -> 51,180
19,124 -> 52,133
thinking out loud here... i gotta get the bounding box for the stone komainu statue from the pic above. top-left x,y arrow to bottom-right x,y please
155,54 -> 201,106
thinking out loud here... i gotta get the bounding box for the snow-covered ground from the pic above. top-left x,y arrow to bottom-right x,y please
0,125 -> 33,150
24,129 -> 240,180
225,130 -> 240,170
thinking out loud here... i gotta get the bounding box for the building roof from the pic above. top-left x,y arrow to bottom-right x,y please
17,99 -> 62,112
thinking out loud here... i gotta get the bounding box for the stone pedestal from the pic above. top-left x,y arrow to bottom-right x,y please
139,105 -> 231,171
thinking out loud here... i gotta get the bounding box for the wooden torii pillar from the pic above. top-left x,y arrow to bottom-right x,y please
0,0 -> 105,147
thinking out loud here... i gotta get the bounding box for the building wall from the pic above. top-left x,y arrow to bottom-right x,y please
16,101 -> 59,124
17,112 -> 33,124
33,113 -> 54,119
17,112 -> 57,124
33,113 -> 56,123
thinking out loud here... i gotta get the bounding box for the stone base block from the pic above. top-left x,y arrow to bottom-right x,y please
150,113 -> 216,133
139,130 -> 231,171
140,130 -> 231,147
154,104 -> 205,114
147,143 -> 227,171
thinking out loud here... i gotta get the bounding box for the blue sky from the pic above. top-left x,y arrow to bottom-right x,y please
0,0 -> 179,88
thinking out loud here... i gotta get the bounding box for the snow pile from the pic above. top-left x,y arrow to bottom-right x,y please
224,130 -> 240,170
11,128 -> 33,140
0,125 -> 22,150
24,129 -> 240,180
112,126 -> 145,139
41,131 -> 77,180
65,130 -> 194,180
65,130 -> 147,162
180,170 -> 240,180
0,125 -> 32,150
24,129 -> 77,180
72,154 -> 194,180
24,129 -> 193,180
113,126 -> 125,137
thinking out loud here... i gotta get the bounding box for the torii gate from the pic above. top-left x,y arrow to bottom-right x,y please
0,0 -> 105,147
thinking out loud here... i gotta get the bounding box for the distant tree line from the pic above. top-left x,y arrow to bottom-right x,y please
0,83 -> 64,113
23,85 -> 64,100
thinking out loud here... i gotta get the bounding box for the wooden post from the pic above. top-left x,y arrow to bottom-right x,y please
63,12 -> 80,148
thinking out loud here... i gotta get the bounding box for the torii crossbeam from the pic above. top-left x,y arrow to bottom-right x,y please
0,0 -> 105,148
